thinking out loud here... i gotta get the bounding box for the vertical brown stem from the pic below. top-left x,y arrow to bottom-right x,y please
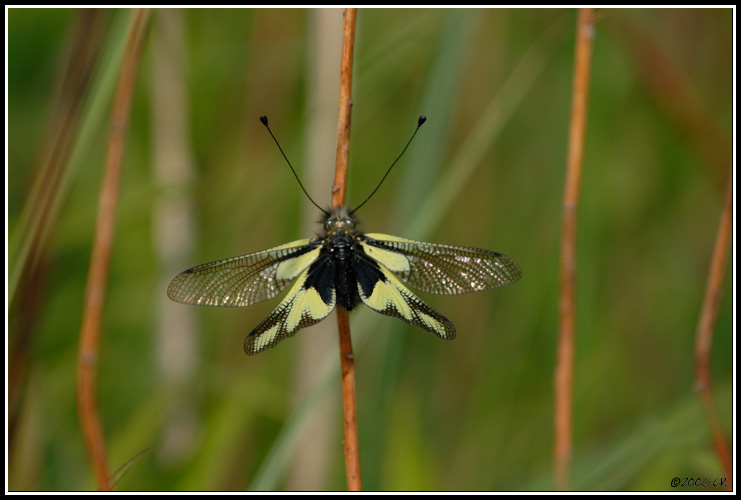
694,168 -> 733,490
555,8 -> 593,491
331,8 -> 356,209
76,9 -> 149,491
331,8 -> 362,492
9,8 -> 106,456
337,306 -> 362,491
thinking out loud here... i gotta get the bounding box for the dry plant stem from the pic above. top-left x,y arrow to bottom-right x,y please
76,9 -> 149,491
331,8 -> 362,492
613,14 -> 730,188
9,10 -> 105,305
331,8 -> 356,208
555,8 -> 593,492
337,308 -> 362,490
10,9 -> 105,453
694,168 -> 733,489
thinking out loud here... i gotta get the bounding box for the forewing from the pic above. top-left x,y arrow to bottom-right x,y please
361,233 -> 522,295
353,254 -> 456,340
167,239 -> 321,307
244,256 -> 336,354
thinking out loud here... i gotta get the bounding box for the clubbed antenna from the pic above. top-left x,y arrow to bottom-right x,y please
351,115 -> 427,213
260,115 -> 328,215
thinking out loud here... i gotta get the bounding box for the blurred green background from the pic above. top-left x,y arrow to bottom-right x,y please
7,8 -> 733,492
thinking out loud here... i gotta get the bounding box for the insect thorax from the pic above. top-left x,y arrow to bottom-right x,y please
320,206 -> 364,310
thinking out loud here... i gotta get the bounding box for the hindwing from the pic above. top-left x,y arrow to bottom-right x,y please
167,239 -> 321,307
244,255 -> 336,354
352,252 -> 456,340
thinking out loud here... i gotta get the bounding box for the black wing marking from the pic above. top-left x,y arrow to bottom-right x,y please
167,238 -> 321,307
353,253 -> 456,340
360,233 -> 522,295
244,256 -> 336,354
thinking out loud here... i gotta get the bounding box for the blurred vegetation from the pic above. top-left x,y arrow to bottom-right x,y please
7,7 -> 733,492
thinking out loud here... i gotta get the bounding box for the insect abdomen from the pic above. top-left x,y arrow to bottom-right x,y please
331,234 -> 362,310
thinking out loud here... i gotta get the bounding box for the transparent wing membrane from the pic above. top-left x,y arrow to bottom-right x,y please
361,233 -> 522,294
167,239 -> 318,307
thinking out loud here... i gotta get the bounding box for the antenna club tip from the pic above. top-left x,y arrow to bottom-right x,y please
418,115 -> 427,127
259,115 -> 269,127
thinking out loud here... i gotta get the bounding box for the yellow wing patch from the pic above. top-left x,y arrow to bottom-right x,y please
359,241 -> 410,274
275,246 -> 321,281
244,266 -> 336,355
356,262 -> 455,340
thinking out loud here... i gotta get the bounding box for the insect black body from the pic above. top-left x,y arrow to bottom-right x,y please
321,207 -> 362,311
167,115 -> 521,354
